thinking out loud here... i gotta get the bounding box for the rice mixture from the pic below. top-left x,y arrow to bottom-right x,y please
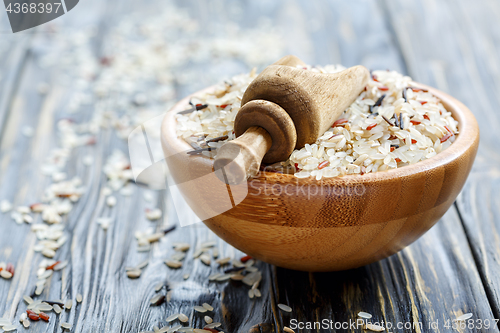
175,65 -> 459,180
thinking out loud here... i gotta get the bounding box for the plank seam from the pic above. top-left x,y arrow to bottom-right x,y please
454,201 -> 500,322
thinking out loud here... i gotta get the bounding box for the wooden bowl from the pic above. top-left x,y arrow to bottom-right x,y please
161,83 -> 479,271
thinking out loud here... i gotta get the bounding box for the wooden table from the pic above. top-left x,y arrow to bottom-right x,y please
1,0 -> 499,332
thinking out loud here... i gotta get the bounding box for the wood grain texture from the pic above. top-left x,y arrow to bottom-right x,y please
162,81 -> 479,271
0,0 -> 498,332
384,0 -> 500,321
215,59 -> 368,183
240,63 -> 369,149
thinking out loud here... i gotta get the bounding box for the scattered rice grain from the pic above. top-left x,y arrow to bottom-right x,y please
358,311 -> 373,319
202,303 -> 213,311
166,314 -> 179,322
364,323 -> 385,332
165,260 -> 182,269
278,304 -> 292,312
177,313 -> 189,323
61,322 -> 72,330
455,313 -> 473,321
194,305 -> 208,313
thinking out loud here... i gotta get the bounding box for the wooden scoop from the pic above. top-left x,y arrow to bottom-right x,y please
213,55 -> 370,184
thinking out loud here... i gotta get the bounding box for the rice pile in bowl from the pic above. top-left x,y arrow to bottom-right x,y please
175,65 -> 459,180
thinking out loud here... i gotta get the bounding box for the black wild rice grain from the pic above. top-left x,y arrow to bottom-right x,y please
224,266 -> 245,274
402,88 -> 407,102
178,106 -> 196,115
206,135 -> 229,143
391,144 -> 400,149
382,116 -> 393,126
162,226 -> 176,235
43,300 -> 65,307
399,113 -> 404,129
394,114 -> 400,128
189,141 -> 202,150
374,94 -> 386,107
178,103 -> 209,115
369,94 -> 385,113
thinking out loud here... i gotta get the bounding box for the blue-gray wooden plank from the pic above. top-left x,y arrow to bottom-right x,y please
385,0 -> 500,321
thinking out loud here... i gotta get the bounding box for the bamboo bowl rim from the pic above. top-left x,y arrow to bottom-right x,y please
162,82 -> 479,186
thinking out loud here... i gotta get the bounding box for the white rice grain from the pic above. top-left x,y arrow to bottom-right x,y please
278,304 -> 292,312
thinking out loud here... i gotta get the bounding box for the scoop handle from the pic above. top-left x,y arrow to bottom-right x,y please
213,126 -> 272,185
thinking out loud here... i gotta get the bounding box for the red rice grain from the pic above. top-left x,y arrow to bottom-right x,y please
39,312 -> 50,322
6,263 -> 14,276
332,119 -> 348,127
318,161 -> 330,169
46,261 -> 61,270
440,133 -> 452,143
240,255 -> 252,263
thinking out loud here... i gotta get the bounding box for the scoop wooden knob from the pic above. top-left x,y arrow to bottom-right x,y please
214,55 -> 370,184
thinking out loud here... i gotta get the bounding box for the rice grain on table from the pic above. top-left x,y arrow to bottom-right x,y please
150,294 -> 166,306
145,208 -> 162,221
177,313 -> 189,323
53,304 -> 62,314
165,260 -> 182,269
455,313 -> 473,321
173,243 -> 190,252
215,257 -> 231,265
194,305 -> 208,313
23,295 -> 34,305
199,254 -> 211,266
166,314 -> 179,322
0,200 -> 12,213
358,311 -> 373,319
1,270 -> 13,279
61,322 -> 72,330
154,282 -> 165,292
37,303 -> 53,312
364,323 -> 385,332
278,304 -> 292,312
176,67 -> 459,180
202,303 -> 214,311
127,269 -> 142,278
